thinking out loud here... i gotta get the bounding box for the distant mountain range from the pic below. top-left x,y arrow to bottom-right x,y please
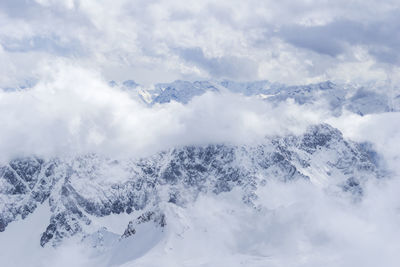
108,80 -> 400,116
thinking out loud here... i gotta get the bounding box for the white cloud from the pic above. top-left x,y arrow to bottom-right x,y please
0,61 -> 323,162
1,0 -> 400,85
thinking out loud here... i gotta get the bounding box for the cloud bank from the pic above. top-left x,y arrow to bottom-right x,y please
1,0 -> 400,86
0,61 -> 324,162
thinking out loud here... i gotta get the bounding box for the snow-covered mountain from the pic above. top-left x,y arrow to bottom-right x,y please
1,80 -> 398,267
1,123 -> 381,247
3,79 -> 399,116
110,79 -> 400,116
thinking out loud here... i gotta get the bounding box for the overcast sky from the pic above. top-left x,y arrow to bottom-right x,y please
1,0 -> 400,86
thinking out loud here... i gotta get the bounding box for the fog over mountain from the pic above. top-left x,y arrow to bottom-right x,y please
1,1 -> 400,267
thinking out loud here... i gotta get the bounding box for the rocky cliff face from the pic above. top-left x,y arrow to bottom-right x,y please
0,124 -> 381,247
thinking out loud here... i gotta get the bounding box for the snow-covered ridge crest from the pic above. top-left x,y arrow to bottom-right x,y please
0,123 -> 382,248
110,79 -> 400,116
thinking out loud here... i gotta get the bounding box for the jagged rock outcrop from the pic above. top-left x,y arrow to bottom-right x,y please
122,211 -> 166,239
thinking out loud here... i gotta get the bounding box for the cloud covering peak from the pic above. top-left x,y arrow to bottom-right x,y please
0,61 -> 323,162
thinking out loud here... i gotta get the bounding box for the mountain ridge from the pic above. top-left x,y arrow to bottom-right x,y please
0,123 -> 382,248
